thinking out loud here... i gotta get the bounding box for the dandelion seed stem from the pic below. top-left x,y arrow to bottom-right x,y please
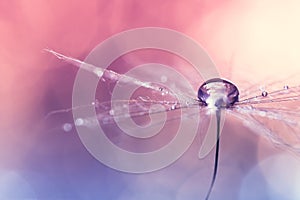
205,109 -> 221,200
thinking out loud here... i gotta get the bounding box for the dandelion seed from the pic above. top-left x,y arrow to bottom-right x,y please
45,49 -> 300,200
197,78 -> 239,200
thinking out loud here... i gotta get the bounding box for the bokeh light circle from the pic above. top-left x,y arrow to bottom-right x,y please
72,27 -> 219,173
240,153 -> 300,200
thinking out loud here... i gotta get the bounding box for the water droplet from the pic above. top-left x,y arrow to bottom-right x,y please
262,91 -> 268,97
75,118 -> 84,126
94,69 -> 103,77
198,78 -> 239,108
158,87 -> 170,96
91,99 -> 99,107
171,104 -> 176,110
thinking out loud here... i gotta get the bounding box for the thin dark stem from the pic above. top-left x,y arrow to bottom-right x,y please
205,109 -> 221,200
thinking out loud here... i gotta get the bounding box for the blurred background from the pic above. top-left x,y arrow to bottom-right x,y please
1,0 -> 300,199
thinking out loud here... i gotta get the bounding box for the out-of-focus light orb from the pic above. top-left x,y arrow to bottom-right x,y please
240,153 -> 300,200
0,170 -> 37,199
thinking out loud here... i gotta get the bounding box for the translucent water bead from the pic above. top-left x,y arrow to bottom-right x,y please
198,78 -> 239,109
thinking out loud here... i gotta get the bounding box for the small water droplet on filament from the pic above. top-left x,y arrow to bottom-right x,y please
261,91 -> 268,97
75,118 -> 84,126
171,104 -> 176,110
